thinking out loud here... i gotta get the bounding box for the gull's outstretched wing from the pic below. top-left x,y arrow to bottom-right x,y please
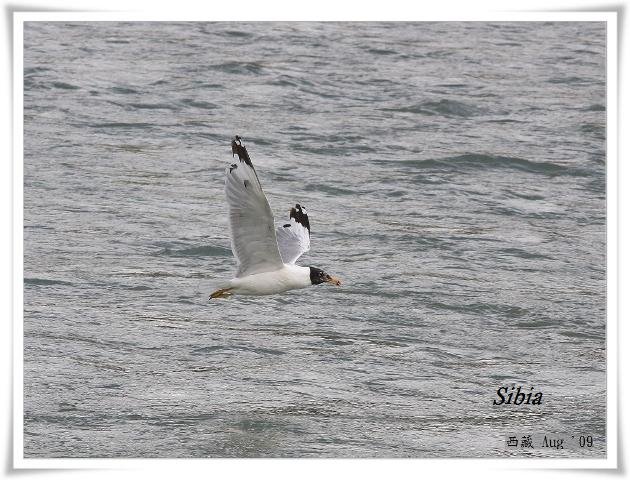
225,136 -> 284,277
275,204 -> 311,264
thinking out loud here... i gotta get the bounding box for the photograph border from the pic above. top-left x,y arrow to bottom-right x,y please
12,10 -> 618,470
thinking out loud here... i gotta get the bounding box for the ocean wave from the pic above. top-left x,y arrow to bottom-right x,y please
89,122 -> 154,129
364,47 -> 398,56
304,183 -> 356,196
126,102 -> 177,111
159,245 -> 232,257
582,104 -> 605,112
109,86 -> 139,94
51,81 -> 80,90
546,76 -> 589,85
24,66 -> 50,76
497,248 -> 552,260
398,154 -> 589,177
382,99 -> 486,117
24,278 -> 73,286
179,98 -> 217,109
191,345 -> 285,356
220,30 -> 254,39
208,61 -> 264,75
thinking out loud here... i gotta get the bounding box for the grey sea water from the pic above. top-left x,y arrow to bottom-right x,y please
23,22 -> 607,458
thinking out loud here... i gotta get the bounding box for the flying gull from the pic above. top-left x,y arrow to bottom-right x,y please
210,136 -> 341,299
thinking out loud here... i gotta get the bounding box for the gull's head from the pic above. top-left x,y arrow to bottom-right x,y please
309,266 -> 341,287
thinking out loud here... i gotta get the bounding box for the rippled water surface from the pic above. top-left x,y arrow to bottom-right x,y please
23,21 -> 607,457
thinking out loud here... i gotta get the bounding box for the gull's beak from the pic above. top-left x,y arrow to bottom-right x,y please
326,276 -> 342,286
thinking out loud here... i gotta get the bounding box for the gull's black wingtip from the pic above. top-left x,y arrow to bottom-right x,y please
231,135 -> 253,167
290,204 -> 311,235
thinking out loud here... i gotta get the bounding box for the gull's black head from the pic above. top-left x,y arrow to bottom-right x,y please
309,266 -> 342,286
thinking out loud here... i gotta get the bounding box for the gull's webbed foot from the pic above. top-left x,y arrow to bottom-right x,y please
209,288 -> 233,300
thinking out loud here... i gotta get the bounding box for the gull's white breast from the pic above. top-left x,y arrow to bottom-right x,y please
229,264 -> 311,296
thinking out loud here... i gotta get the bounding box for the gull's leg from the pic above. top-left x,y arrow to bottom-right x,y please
209,288 -> 233,300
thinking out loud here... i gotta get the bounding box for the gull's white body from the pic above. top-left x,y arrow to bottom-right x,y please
226,264 -> 311,296
210,136 -> 328,299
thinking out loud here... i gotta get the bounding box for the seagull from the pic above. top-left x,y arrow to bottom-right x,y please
210,136 -> 341,299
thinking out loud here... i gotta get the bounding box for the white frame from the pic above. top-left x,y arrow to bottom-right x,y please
12,11 -> 618,471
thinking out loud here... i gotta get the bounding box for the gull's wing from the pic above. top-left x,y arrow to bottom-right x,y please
275,204 -> 311,264
225,137 -> 284,277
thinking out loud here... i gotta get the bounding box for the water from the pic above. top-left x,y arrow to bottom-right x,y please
23,22 -> 606,458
